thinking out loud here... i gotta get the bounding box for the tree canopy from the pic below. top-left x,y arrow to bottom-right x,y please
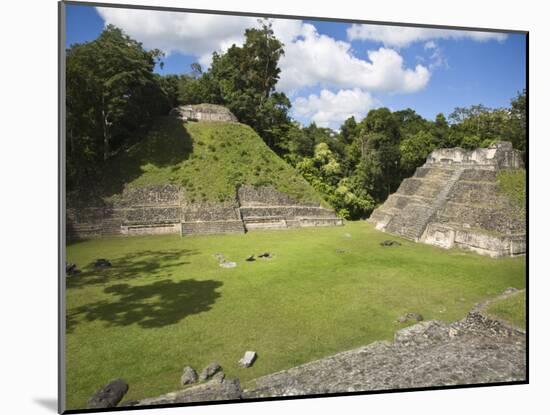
66,23 -> 526,219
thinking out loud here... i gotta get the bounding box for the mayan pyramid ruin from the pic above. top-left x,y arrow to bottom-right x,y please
66,104 -> 342,240
368,142 -> 525,257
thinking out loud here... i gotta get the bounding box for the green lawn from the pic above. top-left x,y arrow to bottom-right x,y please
485,290 -> 526,329
65,221 -> 526,409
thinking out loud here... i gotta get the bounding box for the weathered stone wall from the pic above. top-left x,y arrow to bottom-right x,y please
67,185 -> 184,240
181,220 -> 245,235
239,206 -> 337,219
368,141 -> 526,257
238,185 -> 318,207
169,104 -> 238,123
183,202 -> 240,222
67,185 -> 342,240
426,141 -> 523,170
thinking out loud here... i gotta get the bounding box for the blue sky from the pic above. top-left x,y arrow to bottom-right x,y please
66,4 -> 526,129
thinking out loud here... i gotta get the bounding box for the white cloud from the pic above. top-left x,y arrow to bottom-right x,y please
347,24 -> 507,48
96,9 -> 430,96
424,40 -> 437,50
96,7 -> 257,67
277,25 -> 430,94
293,88 -> 378,128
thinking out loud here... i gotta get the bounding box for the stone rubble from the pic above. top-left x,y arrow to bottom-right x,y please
180,366 -> 198,386
199,362 -> 222,382
117,290 -> 525,406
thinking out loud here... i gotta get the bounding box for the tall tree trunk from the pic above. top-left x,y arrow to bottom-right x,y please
101,95 -> 110,161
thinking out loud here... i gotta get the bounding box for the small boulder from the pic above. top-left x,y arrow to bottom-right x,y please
199,362 -> 222,381
343,233 -> 352,238
180,366 -> 198,386
380,240 -> 401,247
238,351 -> 257,368
211,371 -> 225,383
66,262 -> 80,276
94,258 -> 112,269
220,261 -> 237,268
397,312 -> 424,323
213,253 -> 225,263
87,379 -> 128,409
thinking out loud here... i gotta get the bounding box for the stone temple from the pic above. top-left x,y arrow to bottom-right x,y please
368,142 -> 525,257
67,104 -> 342,240
169,104 -> 238,122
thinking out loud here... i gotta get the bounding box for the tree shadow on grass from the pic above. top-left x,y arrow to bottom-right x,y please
67,278 -> 223,332
67,249 -> 199,289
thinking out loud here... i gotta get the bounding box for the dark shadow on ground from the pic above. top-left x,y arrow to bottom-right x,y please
67,278 -> 223,332
101,117 -> 193,198
67,249 -> 199,289
66,117 -> 193,207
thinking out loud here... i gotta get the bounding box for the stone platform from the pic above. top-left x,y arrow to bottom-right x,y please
67,185 -> 342,240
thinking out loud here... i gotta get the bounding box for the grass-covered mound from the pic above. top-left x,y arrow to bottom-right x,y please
66,221 -> 525,409
102,117 -> 325,205
485,290 -> 526,329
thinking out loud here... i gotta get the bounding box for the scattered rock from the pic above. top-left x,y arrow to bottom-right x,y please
335,249 -> 346,254
245,255 -> 255,262
343,233 -> 352,238
87,379 -> 128,409
503,287 -> 519,295
200,362 -> 222,381
397,312 -> 424,323
181,366 -> 198,386
66,262 -> 80,276
380,240 -> 401,247
394,320 -> 448,347
211,371 -> 225,383
94,258 -> 112,269
214,253 -> 237,268
239,351 -> 257,368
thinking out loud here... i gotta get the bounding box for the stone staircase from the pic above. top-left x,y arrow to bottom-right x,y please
373,167 -> 464,241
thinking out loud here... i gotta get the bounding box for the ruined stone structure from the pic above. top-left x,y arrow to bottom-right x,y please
67,185 -> 342,240
368,142 -> 525,257
169,104 -> 238,122
119,290 -> 525,406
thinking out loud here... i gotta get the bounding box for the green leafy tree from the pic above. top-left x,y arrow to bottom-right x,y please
509,89 -> 526,157
432,113 -> 449,146
66,25 -> 168,191
204,20 -> 292,151
356,108 -> 401,201
400,130 -> 436,176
